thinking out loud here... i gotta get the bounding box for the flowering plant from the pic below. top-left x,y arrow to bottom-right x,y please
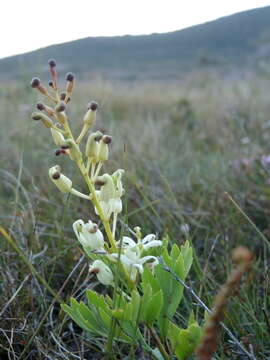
30,60 -> 202,359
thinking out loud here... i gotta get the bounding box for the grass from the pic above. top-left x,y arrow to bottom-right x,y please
0,68 -> 270,359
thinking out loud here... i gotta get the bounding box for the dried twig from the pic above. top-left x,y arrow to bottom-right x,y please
160,248 -> 256,360
196,246 -> 253,360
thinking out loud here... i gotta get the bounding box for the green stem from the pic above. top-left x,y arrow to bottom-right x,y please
148,326 -> 170,360
63,121 -> 117,252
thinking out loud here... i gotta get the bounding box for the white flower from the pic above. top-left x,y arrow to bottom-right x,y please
120,234 -> 162,252
73,219 -> 104,251
108,247 -> 159,281
89,260 -> 113,285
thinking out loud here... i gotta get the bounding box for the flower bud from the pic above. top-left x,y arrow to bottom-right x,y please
55,101 -> 66,112
30,78 -> 50,96
85,131 -> 102,161
37,103 -> 55,117
55,102 -> 67,124
31,77 -> 41,88
31,112 -> 53,128
49,165 -> 72,193
97,135 -> 111,162
88,101 -> 98,111
48,59 -> 56,68
63,138 -> 82,161
60,92 -> 66,101
65,72 -> 75,96
83,102 -> 98,127
51,128 -> 65,146
89,260 -> 113,285
73,219 -> 104,251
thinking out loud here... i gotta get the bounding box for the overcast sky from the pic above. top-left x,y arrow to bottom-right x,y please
1,0 -> 269,59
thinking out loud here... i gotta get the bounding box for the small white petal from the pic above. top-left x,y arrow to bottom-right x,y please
143,240 -> 162,250
122,236 -> 137,248
139,256 -> 159,266
132,263 -> 144,274
141,234 -> 156,244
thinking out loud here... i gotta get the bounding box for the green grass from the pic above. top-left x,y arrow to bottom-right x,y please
0,69 -> 269,359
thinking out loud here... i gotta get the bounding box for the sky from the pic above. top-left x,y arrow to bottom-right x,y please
1,0 -> 269,59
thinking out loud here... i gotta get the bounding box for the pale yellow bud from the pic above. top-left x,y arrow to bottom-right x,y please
49,166 -> 72,193
97,135 -> 112,162
83,101 -> 98,127
50,128 -> 65,146
55,102 -> 67,124
31,112 -> 53,128
85,131 -> 102,161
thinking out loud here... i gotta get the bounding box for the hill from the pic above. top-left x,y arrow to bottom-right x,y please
1,6 -> 270,81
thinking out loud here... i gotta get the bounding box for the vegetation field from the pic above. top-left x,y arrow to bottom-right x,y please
0,68 -> 269,359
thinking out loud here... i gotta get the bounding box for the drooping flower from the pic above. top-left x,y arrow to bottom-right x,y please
49,165 -> 72,193
50,128 -> 65,146
49,165 -> 90,199
85,131 -> 103,163
73,219 -> 104,251
89,260 -> 114,285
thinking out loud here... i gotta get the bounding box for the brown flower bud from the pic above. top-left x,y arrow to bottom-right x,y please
102,135 -> 112,144
31,77 -> 41,88
36,103 -> 45,111
88,101 -> 98,111
55,149 -> 62,156
60,92 -> 66,101
65,72 -> 74,82
52,172 -> 61,180
48,59 -> 56,68
55,101 -> 66,113
32,113 -> 42,121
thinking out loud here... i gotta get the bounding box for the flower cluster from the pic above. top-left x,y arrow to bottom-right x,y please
31,60 -> 162,288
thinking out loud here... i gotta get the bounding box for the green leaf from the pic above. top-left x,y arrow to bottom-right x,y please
78,301 -> 106,335
168,321 -> 202,360
141,283 -> 153,322
61,303 -> 94,333
142,266 -> 160,294
162,247 -> 173,268
173,254 -> 185,280
171,243 -> 181,261
145,290 -> 164,325
130,290 -> 142,324
86,290 -> 108,313
181,242 -> 193,276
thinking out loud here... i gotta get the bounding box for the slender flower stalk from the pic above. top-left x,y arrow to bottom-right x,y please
30,60 -> 202,360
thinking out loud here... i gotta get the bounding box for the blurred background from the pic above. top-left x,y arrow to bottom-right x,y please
0,1 -> 270,358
